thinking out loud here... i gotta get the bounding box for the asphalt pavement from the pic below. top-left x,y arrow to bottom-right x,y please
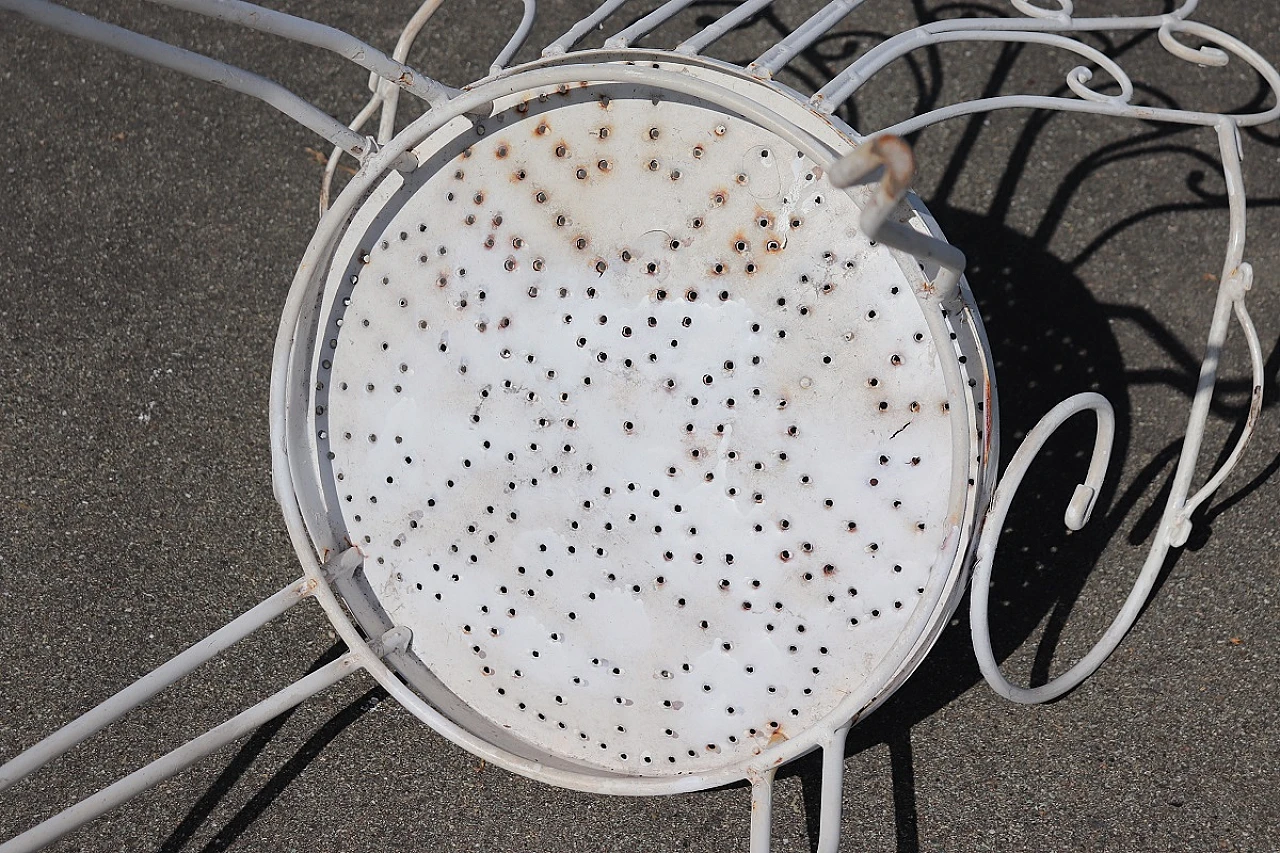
1,2 -> 1278,852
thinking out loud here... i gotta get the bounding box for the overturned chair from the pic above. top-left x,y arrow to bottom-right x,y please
0,1 -> 1276,850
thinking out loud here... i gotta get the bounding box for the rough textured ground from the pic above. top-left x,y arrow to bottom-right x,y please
1,2 -> 1277,852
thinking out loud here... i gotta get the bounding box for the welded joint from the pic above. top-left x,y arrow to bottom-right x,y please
369,626 -> 412,658
1223,261 -> 1254,301
324,545 -> 365,583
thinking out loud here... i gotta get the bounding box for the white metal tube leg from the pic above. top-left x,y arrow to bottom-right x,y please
0,577 -> 312,792
815,724 -> 852,853
0,627 -> 408,853
749,769 -> 777,853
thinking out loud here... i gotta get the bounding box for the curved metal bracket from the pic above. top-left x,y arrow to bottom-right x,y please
969,393 -> 1116,704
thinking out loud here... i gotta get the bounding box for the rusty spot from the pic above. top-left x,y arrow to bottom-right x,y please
866,135 -> 914,199
982,376 -> 995,457
495,144 -> 508,159
767,727 -> 788,746
534,122 -> 549,136
711,189 -> 728,205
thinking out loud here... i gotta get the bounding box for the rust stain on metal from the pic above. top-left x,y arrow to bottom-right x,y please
982,374 -> 995,458
867,135 -> 913,199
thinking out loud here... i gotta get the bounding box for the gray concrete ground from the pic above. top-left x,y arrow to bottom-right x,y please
1,2 -> 1278,851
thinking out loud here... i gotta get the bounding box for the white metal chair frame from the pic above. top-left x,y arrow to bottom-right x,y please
0,1 -> 1275,851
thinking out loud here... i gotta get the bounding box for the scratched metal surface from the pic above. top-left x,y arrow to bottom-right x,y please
1,2 -> 1278,852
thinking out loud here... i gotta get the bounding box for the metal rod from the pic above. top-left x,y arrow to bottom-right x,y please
604,0 -> 695,50
818,27 -> 1135,112
750,0 -> 871,77
971,124 -> 1260,703
829,135 -> 967,299
676,0 -> 777,56
0,628 -> 410,853
0,653 -> 353,853
748,769 -> 777,853
1182,287 -> 1263,517
142,0 -> 449,105
1165,121 -> 1255,532
0,577 -> 313,793
970,394 -> 1119,703
816,16 -> 1280,122
491,0 -> 537,75
815,724 -> 852,853
0,0 -> 372,158
543,0 -> 630,57
378,0 -> 449,144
